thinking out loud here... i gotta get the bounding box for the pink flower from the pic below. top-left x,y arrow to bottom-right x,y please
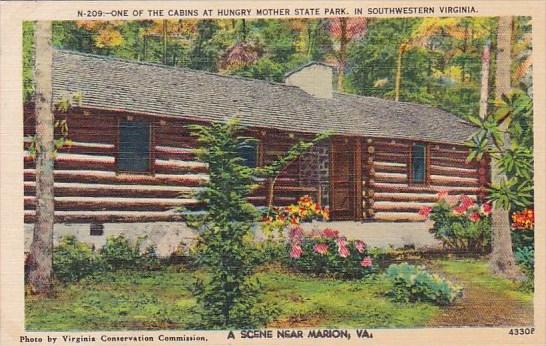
437,190 -> 449,200
290,244 -> 303,259
338,245 -> 350,258
336,237 -> 347,247
313,243 -> 329,255
469,212 -> 481,222
355,240 -> 366,253
360,256 -> 373,267
418,206 -> 432,218
289,227 -> 304,242
321,228 -> 339,239
481,202 -> 492,216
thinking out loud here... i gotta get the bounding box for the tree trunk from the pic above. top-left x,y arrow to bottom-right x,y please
489,16 -> 521,279
395,45 -> 403,102
337,18 -> 348,92
28,21 -> 55,295
479,40 -> 490,119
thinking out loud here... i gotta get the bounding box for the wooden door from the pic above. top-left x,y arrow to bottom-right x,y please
330,137 -> 358,220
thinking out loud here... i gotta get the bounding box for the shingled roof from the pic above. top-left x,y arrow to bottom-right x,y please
52,50 -> 477,145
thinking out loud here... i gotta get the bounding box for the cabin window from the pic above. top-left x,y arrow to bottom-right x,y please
410,143 -> 427,184
118,119 -> 151,173
237,141 -> 258,168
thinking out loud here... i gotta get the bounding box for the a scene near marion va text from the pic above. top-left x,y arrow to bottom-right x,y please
23,17 -> 534,330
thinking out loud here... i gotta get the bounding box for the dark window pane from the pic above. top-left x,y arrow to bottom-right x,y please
412,143 -> 426,184
237,141 -> 257,168
118,120 -> 150,172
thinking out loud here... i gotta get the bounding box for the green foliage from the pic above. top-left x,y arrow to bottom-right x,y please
100,235 -> 159,271
53,236 -> 100,283
467,89 -> 534,209
385,263 -> 463,305
185,118 -> 272,328
23,21 -> 35,102
52,235 -> 159,283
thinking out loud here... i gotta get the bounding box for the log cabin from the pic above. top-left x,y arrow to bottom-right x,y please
24,50 -> 489,232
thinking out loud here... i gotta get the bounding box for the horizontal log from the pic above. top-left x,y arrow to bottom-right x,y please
373,212 -> 426,222
374,152 -> 408,164
155,159 -> 208,175
430,175 -> 480,187
25,196 -> 201,212
66,129 -> 116,144
155,135 -> 198,148
373,162 -> 407,174
432,156 -> 479,169
375,145 -> 409,155
24,137 -> 115,156
154,145 -> 195,161
372,182 -> 480,195
370,140 -> 410,150
430,147 -> 470,158
431,143 -> 468,153
374,192 -> 439,203
430,165 -> 478,178
24,210 -> 185,223
374,201 -> 435,213
24,169 -> 208,187
374,172 -> 408,184
25,152 -> 115,171
24,181 -> 197,199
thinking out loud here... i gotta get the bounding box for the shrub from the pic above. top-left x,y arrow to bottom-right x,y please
100,235 -> 159,271
53,236 -> 100,283
421,192 -> 492,252
385,263 -> 463,305
261,195 -> 329,240
286,227 -> 375,279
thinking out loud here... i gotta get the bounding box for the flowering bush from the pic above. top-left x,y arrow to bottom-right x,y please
511,208 -> 534,231
421,192 -> 491,252
261,195 -> 329,239
286,227 -> 375,279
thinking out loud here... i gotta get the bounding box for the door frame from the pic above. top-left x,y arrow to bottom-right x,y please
329,136 -> 362,221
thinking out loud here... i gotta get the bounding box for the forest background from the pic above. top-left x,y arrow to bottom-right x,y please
23,17 -> 532,119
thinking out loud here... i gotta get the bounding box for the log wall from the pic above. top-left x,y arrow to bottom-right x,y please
24,108 -> 207,223
24,108 -> 320,223
365,138 -> 486,222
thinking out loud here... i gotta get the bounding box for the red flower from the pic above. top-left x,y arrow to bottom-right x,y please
360,256 -> 373,267
469,212 -> 481,222
313,243 -> 329,255
290,244 -> 303,259
418,206 -> 432,218
480,202 -> 492,216
459,195 -> 475,209
355,240 -> 366,253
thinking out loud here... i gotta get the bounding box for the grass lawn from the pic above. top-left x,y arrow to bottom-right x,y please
25,258 -> 533,331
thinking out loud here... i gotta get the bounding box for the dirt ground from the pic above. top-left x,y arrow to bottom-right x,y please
427,265 -> 533,327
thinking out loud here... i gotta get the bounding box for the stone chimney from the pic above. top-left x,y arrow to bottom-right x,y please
284,62 -> 333,99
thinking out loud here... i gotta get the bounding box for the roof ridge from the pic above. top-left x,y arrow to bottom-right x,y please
54,48 -> 303,90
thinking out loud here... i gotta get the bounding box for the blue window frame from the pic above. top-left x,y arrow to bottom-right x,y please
118,119 -> 151,173
411,143 -> 427,184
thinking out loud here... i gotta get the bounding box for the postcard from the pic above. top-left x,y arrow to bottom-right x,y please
0,1 -> 544,345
